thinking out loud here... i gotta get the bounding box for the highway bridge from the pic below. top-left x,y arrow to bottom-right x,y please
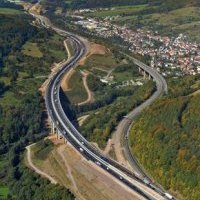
30,11 -> 174,200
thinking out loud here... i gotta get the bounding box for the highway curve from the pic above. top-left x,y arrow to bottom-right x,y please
116,53 -> 168,177
29,9 -> 173,200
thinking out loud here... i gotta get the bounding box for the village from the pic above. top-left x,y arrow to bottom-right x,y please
73,11 -> 200,78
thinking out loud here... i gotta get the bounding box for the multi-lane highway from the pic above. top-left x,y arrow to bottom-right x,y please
30,11 -> 174,200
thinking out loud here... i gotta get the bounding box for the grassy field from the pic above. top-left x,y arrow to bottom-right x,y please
112,64 -> 141,82
0,77 -> 10,85
0,8 -> 22,15
30,140 -> 72,186
66,69 -> 88,104
47,34 -> 67,61
65,47 -> 145,107
0,155 -> 9,199
83,53 -> 118,71
32,140 -> 54,160
65,39 -> 76,56
0,185 -> 9,199
22,42 -> 43,58
85,4 -> 148,17
0,31 -> 66,108
29,138 -> 136,200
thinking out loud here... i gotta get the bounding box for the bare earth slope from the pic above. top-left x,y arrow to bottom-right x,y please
26,136 -> 142,200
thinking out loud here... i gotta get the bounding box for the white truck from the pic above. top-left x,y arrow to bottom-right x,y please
165,193 -> 174,200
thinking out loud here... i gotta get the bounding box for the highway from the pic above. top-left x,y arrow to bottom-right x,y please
117,52 -> 168,178
30,11 -> 174,200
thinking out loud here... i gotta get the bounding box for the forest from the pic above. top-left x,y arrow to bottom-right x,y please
63,0 -> 200,9
0,2 -> 74,199
70,0 -> 148,9
129,75 -> 200,200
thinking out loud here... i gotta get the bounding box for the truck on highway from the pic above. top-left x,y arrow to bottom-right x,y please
79,147 -> 84,152
165,193 -> 174,200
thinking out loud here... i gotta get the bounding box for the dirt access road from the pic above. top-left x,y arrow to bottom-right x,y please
61,42 -> 106,105
26,136 -> 143,200
26,144 -> 57,184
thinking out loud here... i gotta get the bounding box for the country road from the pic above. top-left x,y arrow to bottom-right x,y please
26,144 -> 57,184
57,145 -> 86,200
78,71 -> 95,106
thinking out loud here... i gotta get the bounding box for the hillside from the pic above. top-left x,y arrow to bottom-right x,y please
35,0 -> 200,10
129,75 -> 200,200
70,0 -> 147,9
70,0 -> 200,9
150,0 -> 200,7
0,1 -> 74,199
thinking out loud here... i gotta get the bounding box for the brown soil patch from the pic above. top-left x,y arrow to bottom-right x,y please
28,135 -> 142,200
61,68 -> 76,91
78,43 -> 107,66
89,43 -> 107,56
78,115 -> 90,126
60,42 -> 106,103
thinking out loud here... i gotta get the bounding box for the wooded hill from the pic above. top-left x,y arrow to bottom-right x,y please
129,75 -> 200,200
0,1 -> 74,199
70,0 -> 200,9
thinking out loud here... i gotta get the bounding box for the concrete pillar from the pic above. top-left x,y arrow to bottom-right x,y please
51,122 -> 55,135
56,130 -> 63,140
55,129 -> 59,139
148,74 -> 151,80
143,71 -> 146,79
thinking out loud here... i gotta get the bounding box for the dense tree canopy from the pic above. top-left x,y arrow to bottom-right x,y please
129,75 -> 200,200
71,0 -> 148,9
0,3 -> 74,199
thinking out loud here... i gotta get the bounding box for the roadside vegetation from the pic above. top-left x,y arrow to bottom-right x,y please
129,75 -> 200,200
32,140 -> 54,161
22,42 -> 43,58
79,81 -> 156,148
65,70 -> 88,104
0,1 -> 74,199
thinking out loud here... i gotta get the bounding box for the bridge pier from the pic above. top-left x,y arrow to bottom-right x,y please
58,130 -> 63,140
143,71 -> 147,79
55,129 -> 59,139
50,120 -> 67,143
51,122 -> 56,135
139,67 -> 152,80
148,74 -> 151,80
